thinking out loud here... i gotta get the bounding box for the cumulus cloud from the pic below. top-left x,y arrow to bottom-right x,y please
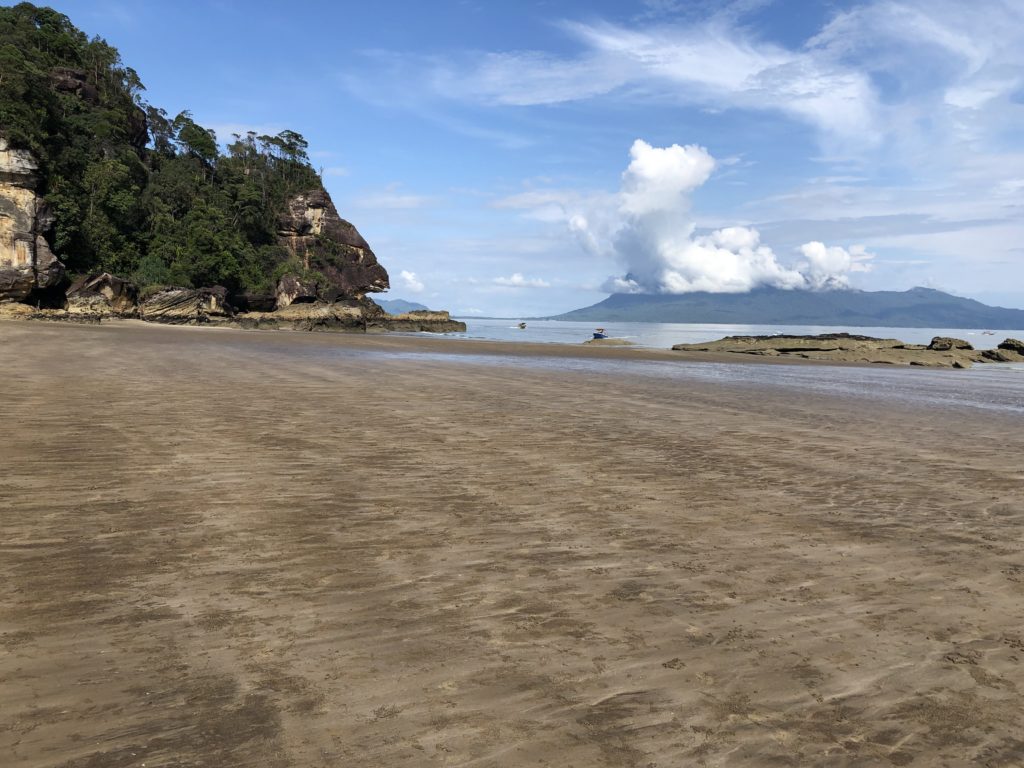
798,242 -> 874,289
399,270 -> 424,293
562,140 -> 874,294
493,273 -> 551,288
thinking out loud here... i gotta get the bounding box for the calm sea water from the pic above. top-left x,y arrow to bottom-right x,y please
450,318 -> 1024,350
375,317 -> 1023,415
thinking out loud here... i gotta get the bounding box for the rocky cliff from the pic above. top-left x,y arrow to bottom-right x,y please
0,138 -> 64,303
277,188 -> 388,302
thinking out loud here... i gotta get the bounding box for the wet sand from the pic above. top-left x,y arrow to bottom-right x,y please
2,321 -> 1023,767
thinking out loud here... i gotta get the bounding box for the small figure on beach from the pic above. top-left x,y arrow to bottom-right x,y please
593,328 -> 608,340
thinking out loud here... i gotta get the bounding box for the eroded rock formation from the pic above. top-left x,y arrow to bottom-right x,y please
0,138 -> 64,303
139,287 -> 233,324
66,273 -> 139,318
277,189 -> 389,298
275,274 -> 319,309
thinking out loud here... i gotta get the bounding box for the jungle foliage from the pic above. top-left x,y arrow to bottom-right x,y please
1,2 -> 322,292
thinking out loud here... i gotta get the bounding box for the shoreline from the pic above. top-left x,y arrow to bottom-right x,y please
0,315 -> 986,369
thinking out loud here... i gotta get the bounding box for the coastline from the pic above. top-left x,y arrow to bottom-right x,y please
0,315 -> 970,368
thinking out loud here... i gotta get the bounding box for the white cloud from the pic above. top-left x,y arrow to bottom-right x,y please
493,273 -> 551,288
351,1 -> 1022,162
798,242 -> 875,289
619,139 -> 716,216
354,183 -> 435,210
430,50 -> 632,107
545,140 -> 878,294
399,270 -> 424,293
340,2 -> 1024,302
400,16 -> 879,150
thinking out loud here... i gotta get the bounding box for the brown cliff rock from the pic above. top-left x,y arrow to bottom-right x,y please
0,138 -> 65,303
277,188 -> 388,298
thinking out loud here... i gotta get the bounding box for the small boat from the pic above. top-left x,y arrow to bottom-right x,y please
592,327 -> 608,340
517,322 -> 527,329
982,330 -> 995,335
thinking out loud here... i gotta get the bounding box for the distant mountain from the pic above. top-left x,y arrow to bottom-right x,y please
549,287 -> 1024,329
376,298 -> 429,314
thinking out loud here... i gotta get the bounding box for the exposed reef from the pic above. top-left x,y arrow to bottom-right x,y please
671,333 -> 1024,368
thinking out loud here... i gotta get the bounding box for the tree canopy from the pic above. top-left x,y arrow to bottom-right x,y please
0,2 -> 325,294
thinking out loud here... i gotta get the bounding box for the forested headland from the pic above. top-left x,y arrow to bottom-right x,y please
0,1 -> 387,304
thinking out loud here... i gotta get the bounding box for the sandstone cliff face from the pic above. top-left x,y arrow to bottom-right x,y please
0,138 -> 64,302
277,188 -> 389,299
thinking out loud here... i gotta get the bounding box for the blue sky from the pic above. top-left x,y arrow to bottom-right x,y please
49,0 -> 1024,315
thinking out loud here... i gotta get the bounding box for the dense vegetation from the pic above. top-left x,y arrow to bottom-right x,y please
0,2 -> 323,293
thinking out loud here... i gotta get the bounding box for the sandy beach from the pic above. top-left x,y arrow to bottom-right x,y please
2,320 -> 1023,767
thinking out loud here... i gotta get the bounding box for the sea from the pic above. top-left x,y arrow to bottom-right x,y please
388,317 -> 1024,415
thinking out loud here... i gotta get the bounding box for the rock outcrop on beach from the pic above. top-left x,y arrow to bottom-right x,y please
66,273 -> 138,317
0,139 -> 64,304
275,274 -> 319,309
979,338 -> 1024,362
368,310 -> 466,333
671,333 -> 1024,368
139,287 -> 233,324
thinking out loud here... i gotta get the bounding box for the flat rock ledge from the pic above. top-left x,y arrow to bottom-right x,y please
583,337 -> 636,346
671,333 -> 1024,368
0,291 -> 466,334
